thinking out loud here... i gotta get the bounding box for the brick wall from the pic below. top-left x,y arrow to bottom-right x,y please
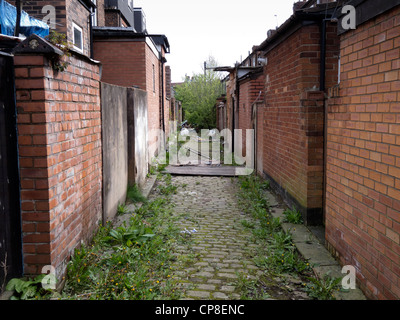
6,0 -> 67,35
14,52 -> 102,279
94,39 -> 168,161
66,0 -> 92,57
145,42 -> 161,157
96,0 -> 105,26
7,0 -> 92,57
93,40 -> 146,88
237,76 -> 264,157
326,5 -> 400,300
260,22 -> 339,225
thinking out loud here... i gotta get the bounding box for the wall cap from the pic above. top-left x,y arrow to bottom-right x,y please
12,34 -> 63,56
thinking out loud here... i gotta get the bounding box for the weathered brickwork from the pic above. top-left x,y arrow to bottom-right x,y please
14,53 -> 102,279
326,5 -> 400,300
94,39 -> 170,159
7,0 -> 92,57
260,23 -> 339,224
65,0 -> 92,57
237,76 -> 264,157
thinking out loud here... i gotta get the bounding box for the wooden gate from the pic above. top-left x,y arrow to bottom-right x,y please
0,52 -> 22,293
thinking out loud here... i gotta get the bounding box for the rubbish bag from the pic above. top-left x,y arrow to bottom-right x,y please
0,0 -> 49,37
180,128 -> 190,137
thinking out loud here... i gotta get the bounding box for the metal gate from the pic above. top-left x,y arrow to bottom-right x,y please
0,52 -> 22,293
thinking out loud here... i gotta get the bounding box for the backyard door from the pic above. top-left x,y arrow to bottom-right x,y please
0,52 -> 23,293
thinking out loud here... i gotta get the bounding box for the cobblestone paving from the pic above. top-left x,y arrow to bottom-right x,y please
162,175 -> 308,300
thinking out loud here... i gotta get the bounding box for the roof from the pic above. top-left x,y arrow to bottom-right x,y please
337,0 -> 400,34
254,2 -> 340,53
93,26 -> 170,53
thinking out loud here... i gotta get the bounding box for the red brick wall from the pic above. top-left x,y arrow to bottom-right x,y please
14,53 -> 102,279
326,6 -> 400,300
7,0 -> 67,35
260,24 -> 338,220
94,39 -> 168,159
66,0 -> 92,57
145,43 -> 162,158
8,0 -> 92,57
93,40 -> 146,89
96,0 -> 105,26
238,76 -> 264,157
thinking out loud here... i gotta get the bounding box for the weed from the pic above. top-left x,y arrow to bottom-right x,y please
235,272 -> 272,300
236,174 -> 328,300
6,275 -> 53,300
127,184 -> 148,203
59,178 -> 185,300
283,207 -> 303,224
157,173 -> 178,195
45,30 -> 72,72
241,220 -> 256,229
304,274 -> 342,300
117,203 -> 128,216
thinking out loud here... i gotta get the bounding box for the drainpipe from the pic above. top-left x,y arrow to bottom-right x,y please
233,63 -> 239,154
89,10 -> 94,59
14,0 -> 21,37
320,19 -> 327,92
320,18 -> 328,225
160,56 -> 166,147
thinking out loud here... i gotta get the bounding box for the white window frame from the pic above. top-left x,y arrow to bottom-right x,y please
72,22 -> 83,53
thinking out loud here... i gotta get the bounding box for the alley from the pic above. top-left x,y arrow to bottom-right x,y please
153,175 -> 310,300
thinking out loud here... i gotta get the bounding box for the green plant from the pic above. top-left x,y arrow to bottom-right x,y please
61,177 -> 184,300
241,220 -> 255,229
237,174 -> 314,293
174,56 -> 224,130
104,217 -> 155,248
283,207 -> 303,224
45,30 -> 72,72
157,173 -> 178,195
6,275 -> 53,300
235,272 -> 272,300
117,203 -> 128,216
253,231 -> 309,274
127,184 -> 148,203
304,274 -> 342,300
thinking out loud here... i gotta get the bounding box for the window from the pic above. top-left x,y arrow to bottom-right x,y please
72,22 -> 83,53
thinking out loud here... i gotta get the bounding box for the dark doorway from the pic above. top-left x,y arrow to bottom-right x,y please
0,52 -> 23,293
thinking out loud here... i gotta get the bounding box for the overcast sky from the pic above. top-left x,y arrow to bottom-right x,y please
134,0 -> 297,83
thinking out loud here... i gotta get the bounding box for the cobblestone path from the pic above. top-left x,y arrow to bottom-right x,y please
162,175 -> 308,300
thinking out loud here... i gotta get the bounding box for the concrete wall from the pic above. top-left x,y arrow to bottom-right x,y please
101,83 -> 149,223
101,82 -> 128,223
128,88 -> 148,188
